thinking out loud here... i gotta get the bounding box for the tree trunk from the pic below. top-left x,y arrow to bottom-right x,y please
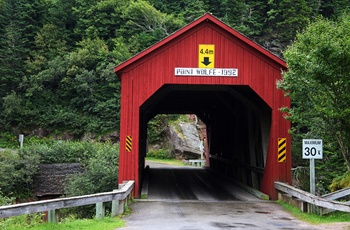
336,134 -> 350,173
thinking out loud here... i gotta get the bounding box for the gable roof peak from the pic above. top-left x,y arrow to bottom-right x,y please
114,13 -> 286,74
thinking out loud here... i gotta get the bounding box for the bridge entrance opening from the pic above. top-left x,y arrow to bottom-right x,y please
138,84 -> 271,199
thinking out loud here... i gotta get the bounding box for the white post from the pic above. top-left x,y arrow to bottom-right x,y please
48,209 -> 57,223
309,158 -> 316,213
310,159 -> 315,195
19,134 -> 24,149
96,202 -> 105,219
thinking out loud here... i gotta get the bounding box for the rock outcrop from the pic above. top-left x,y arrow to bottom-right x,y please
167,122 -> 205,159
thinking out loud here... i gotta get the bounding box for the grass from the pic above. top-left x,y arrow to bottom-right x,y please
145,157 -> 185,166
278,201 -> 350,224
1,216 -> 125,230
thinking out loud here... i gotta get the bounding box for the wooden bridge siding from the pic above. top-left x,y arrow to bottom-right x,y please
261,91 -> 291,197
117,15 -> 290,198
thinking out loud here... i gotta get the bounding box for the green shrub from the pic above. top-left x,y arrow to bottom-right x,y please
147,149 -> 174,159
0,190 -> 13,206
20,141 -> 102,165
63,143 -> 120,218
0,132 -> 19,149
0,140 -> 120,218
329,172 -> 350,192
0,213 -> 43,229
0,149 -> 40,198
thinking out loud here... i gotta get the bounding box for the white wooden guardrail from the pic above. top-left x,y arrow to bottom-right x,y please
188,159 -> 206,167
0,180 -> 134,222
275,181 -> 350,215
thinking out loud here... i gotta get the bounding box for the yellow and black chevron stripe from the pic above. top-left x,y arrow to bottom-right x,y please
278,138 -> 286,162
126,136 -> 132,152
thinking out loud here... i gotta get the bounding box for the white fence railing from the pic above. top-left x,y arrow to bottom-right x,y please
275,181 -> 350,215
0,180 -> 134,222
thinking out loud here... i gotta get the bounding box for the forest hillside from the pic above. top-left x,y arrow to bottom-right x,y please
1,0 -> 349,137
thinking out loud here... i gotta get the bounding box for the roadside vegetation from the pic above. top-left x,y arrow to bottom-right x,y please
146,157 -> 185,166
0,215 -> 125,230
278,201 -> 350,225
0,138 -> 121,227
278,13 -> 350,193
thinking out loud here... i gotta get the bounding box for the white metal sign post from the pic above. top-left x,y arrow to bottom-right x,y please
302,139 -> 323,195
19,134 -> 24,149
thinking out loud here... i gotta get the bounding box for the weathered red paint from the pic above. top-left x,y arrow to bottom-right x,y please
114,13 -> 290,199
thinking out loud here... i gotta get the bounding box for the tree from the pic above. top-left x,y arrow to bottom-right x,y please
149,0 -> 206,23
267,0 -> 313,42
224,0 -> 266,36
316,0 -> 349,18
121,0 -> 184,53
0,0 -> 45,130
278,14 -> 350,172
3,37 -> 126,135
73,0 -> 128,41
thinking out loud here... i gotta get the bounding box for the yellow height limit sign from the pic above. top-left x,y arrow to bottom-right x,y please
198,44 -> 214,68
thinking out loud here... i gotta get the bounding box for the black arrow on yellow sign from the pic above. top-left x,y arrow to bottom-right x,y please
201,57 -> 212,66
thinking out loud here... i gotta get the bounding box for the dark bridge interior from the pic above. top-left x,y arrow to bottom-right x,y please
139,84 -> 272,195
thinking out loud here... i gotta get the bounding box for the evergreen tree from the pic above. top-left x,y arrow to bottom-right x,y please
73,0 -> 128,42
0,0 -> 44,129
267,0 -> 312,42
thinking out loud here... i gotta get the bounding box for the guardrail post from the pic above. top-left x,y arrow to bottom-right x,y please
111,189 -> 120,217
111,183 -> 128,217
111,198 -> 126,216
48,209 -> 57,223
111,199 -> 119,217
96,202 -> 105,219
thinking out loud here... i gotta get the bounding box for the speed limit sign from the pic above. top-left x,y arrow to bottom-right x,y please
302,139 -> 323,159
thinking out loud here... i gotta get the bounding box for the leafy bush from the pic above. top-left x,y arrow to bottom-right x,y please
20,141 -> 102,165
0,149 -> 40,198
0,140 -> 120,208
329,172 -> 350,192
0,213 -> 43,229
0,190 -> 13,206
63,143 -> 120,218
0,132 -> 19,149
147,149 -> 174,159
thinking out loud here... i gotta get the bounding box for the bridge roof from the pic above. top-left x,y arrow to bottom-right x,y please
114,13 -> 286,75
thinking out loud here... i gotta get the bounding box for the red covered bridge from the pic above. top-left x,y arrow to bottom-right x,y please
114,13 -> 290,199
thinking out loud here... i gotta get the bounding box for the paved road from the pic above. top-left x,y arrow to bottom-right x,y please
147,167 -> 257,201
120,162 -> 347,229
121,200 -> 324,230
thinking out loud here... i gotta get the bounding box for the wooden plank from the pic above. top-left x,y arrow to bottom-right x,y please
209,168 -> 269,200
275,182 -> 350,213
320,187 -> 350,215
0,181 -> 134,218
235,180 -> 269,200
320,201 -> 350,215
322,187 -> 350,200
